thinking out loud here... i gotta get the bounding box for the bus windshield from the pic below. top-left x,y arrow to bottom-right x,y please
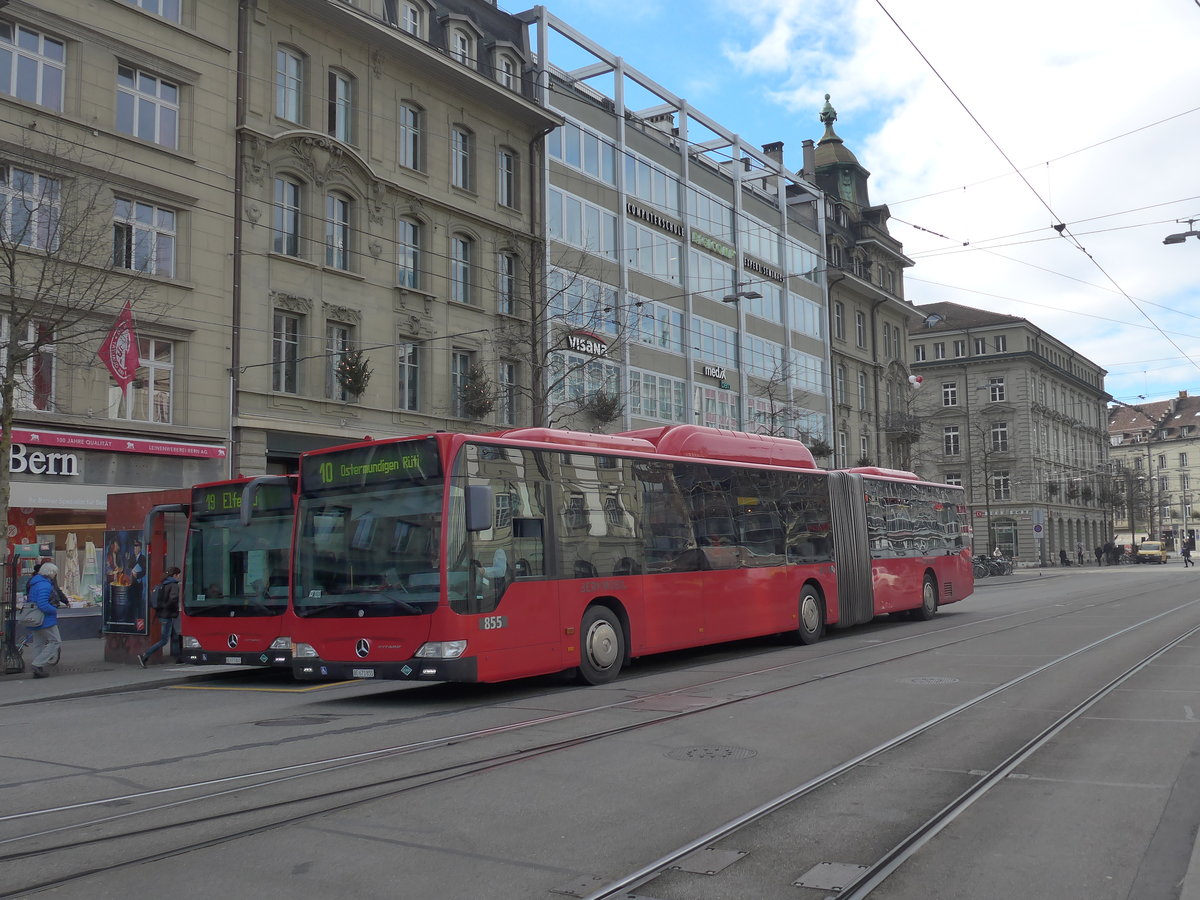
184,512 -> 292,617
293,483 -> 443,618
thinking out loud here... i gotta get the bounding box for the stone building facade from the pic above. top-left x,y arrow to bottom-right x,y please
908,302 -> 1110,564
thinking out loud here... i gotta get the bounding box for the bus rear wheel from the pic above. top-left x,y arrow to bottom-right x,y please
790,586 -> 823,645
577,606 -> 624,685
912,575 -> 938,621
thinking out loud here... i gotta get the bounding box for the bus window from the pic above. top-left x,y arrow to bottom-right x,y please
448,445 -> 547,615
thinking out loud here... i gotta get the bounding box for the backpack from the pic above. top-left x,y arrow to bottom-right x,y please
149,582 -> 164,613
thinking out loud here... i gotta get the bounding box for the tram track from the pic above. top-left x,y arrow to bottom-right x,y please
1,586 -> 1189,897
578,615 -> 1200,899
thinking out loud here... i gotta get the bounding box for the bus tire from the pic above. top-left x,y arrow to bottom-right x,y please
913,575 -> 938,621
577,606 -> 624,685
793,586 -> 823,645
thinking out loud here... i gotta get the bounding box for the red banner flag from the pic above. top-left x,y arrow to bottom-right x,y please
98,301 -> 141,390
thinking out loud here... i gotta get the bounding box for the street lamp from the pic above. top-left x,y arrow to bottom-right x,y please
1163,217 -> 1200,245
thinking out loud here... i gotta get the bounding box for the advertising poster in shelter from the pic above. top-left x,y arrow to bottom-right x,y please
102,529 -> 147,634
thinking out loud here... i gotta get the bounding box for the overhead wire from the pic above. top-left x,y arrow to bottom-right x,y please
873,0 -> 1200,380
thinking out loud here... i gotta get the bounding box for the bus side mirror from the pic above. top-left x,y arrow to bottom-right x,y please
465,485 -> 494,532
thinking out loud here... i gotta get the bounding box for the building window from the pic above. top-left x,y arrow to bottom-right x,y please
275,48 -> 304,123
857,370 -> 867,409
451,127 -> 472,190
110,337 -> 173,423
835,365 -> 846,405
974,337 -> 987,354
1,316 -> 53,411
397,339 -> 419,411
450,29 -> 474,66
933,342 -> 945,360
498,148 -> 517,208
497,251 -> 516,315
327,71 -> 353,142
832,302 -> 844,340
855,311 -> 866,348
450,234 -> 472,304
272,312 -> 300,394
397,217 -> 420,288
451,350 -> 472,417
0,166 -> 59,250
325,323 -> 353,401
400,2 -> 422,35
398,103 -> 422,170
943,426 -> 960,456
0,23 -> 64,112
991,422 -> 1009,452
994,335 -> 1007,352
943,472 -> 962,486
630,369 -> 686,422
127,0 -> 182,20
116,65 -> 178,149
992,469 -> 1011,501
113,198 -> 176,277
954,340 -> 966,357
1180,452 -> 1189,468
496,54 -> 517,90
942,382 -> 958,406
498,360 -> 517,425
913,344 -> 926,361
989,377 -> 1005,402
882,322 -> 892,358
273,177 -> 302,257
325,193 -> 350,270
837,430 -> 848,467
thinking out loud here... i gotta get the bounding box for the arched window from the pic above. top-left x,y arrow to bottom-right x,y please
450,233 -> 473,304
398,217 -> 421,288
325,192 -> 351,270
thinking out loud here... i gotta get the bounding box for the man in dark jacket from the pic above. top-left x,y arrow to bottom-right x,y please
137,567 -> 181,667
26,562 -> 62,678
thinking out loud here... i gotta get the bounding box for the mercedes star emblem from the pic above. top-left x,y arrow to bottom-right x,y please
355,638 -> 370,658
227,634 -> 239,649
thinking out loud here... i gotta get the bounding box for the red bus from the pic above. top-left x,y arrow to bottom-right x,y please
180,476 -> 297,667
289,425 -> 972,685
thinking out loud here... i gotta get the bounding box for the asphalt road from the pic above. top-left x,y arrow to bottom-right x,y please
5,564 -> 1200,900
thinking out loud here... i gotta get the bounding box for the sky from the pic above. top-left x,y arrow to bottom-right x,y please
508,0 -> 1200,406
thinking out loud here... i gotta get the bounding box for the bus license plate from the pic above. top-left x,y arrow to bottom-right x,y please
352,668 -> 375,678
224,656 -> 242,664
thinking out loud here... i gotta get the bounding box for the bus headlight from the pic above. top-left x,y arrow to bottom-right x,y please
182,636 -> 201,649
415,640 -> 467,659
292,642 -> 318,658
270,637 -> 291,650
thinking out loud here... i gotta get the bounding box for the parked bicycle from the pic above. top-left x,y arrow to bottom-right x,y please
974,555 -> 1013,577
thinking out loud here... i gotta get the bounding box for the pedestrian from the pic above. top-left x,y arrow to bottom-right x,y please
25,562 -> 62,678
992,546 -> 1002,559
1184,546 -> 1194,568
138,566 -> 182,667
1075,542 -> 1084,566
1058,548 -> 1071,567
1094,545 -> 1103,566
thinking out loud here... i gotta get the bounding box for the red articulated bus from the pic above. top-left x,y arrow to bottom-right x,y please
290,425 -> 972,685
180,476 -> 297,667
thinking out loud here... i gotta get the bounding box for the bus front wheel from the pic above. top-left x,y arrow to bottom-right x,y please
577,606 -> 624,685
912,575 -> 938,621
793,586 -> 824,645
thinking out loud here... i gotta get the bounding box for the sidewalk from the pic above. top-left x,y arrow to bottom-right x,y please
0,634 -> 242,707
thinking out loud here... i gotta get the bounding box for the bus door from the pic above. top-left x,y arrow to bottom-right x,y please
828,471 -> 874,626
451,445 -> 560,680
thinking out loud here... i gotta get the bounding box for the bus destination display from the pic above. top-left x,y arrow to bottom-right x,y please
302,440 -> 441,492
192,482 -> 293,517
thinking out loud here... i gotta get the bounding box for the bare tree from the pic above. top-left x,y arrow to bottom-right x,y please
488,240 -> 640,430
0,127 -> 158,563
